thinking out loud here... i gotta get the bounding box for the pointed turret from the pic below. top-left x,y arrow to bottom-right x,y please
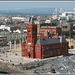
43,30 -> 51,38
29,16 -> 35,25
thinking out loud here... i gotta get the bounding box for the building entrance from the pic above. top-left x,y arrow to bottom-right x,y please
29,54 -> 31,58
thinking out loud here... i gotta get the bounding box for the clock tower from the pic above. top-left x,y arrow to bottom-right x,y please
25,17 -> 37,58
26,24 -> 37,45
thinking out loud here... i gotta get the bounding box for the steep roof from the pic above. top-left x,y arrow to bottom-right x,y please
36,37 -> 67,45
29,17 -> 35,25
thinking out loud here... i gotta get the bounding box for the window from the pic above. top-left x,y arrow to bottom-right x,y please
37,53 -> 38,55
66,44 -> 68,46
28,47 -> 31,51
66,47 -> 67,50
46,51 -> 47,53
58,49 -> 60,54
28,31 -> 31,34
26,46 -> 27,48
22,51 -> 25,55
23,46 -> 24,50
46,46 -> 49,49
28,47 -> 30,51
50,50 -> 52,56
37,47 -> 38,51
36,47 -> 40,51
33,31 -> 35,34
54,50 -> 56,55
42,46 -> 44,51
63,45 -> 65,48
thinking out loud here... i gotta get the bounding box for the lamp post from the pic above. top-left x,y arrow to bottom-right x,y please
19,39 -> 21,50
69,25 -> 71,47
9,41 -> 12,51
5,52 -> 7,63
42,46 -> 43,59
14,40 -> 16,49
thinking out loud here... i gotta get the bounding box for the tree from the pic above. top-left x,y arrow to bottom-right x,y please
16,39 -> 19,43
73,35 -> 75,39
63,18 -> 66,20
63,31 -> 69,36
20,38 -> 22,42
68,46 -> 70,49
73,31 -> 75,35
51,68 -> 56,73
70,45 -> 74,49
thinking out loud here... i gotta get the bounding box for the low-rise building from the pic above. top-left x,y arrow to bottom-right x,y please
40,26 -> 62,35
0,25 -> 10,31
0,35 -> 7,46
0,28 -> 26,42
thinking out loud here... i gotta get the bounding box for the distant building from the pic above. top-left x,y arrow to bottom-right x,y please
58,24 -> 70,31
0,25 -> 10,31
59,12 -> 75,17
10,26 -> 21,33
12,17 -> 25,21
0,28 -> 26,42
58,23 -> 73,37
0,35 -> 7,46
21,17 -> 68,59
40,27 -> 62,36
45,20 -> 51,23
40,23 -> 61,35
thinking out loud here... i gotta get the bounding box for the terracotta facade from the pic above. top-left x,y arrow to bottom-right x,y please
21,23 -> 68,59
40,28 -> 62,35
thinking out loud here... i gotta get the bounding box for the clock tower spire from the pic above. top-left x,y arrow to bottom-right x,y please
23,17 -> 37,58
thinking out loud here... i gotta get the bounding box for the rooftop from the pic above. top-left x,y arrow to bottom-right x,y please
36,37 -> 66,45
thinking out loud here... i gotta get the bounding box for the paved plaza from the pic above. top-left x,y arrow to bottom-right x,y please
0,51 -> 36,65
0,45 -> 75,74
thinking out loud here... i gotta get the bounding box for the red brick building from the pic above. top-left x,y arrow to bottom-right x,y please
40,27 -> 62,35
21,17 -> 68,59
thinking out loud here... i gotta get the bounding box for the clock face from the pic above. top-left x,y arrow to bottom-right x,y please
28,43 -> 31,45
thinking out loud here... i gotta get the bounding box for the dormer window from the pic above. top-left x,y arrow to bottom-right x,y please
33,31 -> 35,34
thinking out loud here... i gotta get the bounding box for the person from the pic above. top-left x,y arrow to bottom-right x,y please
34,70 -> 36,73
67,69 -> 68,72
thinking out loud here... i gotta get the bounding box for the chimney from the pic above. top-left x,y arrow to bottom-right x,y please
57,33 -> 58,39
47,30 -> 49,39
47,31 -> 48,36
64,35 -> 66,39
26,36 -> 27,40
60,37 -> 62,43
51,33 -> 53,38
41,34 -> 44,40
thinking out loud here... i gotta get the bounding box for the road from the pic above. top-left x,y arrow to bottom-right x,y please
32,55 -> 75,74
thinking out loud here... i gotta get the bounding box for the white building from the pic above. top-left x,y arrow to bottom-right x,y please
13,29 -> 21,33
0,25 -> 10,31
45,20 -> 51,23
12,17 -> 25,21
59,12 -> 75,17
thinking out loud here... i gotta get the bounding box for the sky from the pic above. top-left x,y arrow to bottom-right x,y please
0,1 -> 75,10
